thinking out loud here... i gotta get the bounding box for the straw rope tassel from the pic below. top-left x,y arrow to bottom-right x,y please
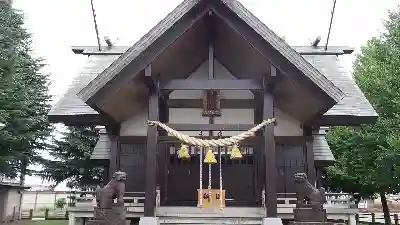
147,119 -> 275,147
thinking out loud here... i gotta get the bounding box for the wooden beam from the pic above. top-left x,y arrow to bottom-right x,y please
160,79 -> 262,90
71,46 -> 355,56
263,77 -> 277,216
311,115 -> 378,126
143,64 -> 166,101
144,85 -> 159,216
160,123 -> 256,131
157,134 -> 290,145
168,99 -> 255,108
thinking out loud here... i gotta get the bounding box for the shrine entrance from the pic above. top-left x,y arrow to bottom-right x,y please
162,138 -> 258,207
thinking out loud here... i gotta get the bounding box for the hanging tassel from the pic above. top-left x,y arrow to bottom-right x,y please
230,144 -> 243,159
204,149 -> 217,164
177,143 -> 190,159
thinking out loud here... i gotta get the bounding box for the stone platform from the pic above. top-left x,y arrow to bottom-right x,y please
290,208 -> 333,225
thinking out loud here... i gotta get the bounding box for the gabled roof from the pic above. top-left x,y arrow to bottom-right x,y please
77,0 -> 344,106
304,55 -> 378,125
48,46 -> 377,126
49,55 -> 119,125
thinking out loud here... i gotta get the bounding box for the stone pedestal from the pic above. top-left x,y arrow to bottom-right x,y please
87,206 -> 127,225
290,208 -> 333,225
294,208 -> 327,222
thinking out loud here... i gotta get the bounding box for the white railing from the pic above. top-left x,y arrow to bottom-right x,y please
69,190 -> 355,211
69,190 -> 161,212
275,192 -> 356,208
69,191 -> 145,211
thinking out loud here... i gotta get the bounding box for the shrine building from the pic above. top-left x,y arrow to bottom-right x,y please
49,0 -> 377,224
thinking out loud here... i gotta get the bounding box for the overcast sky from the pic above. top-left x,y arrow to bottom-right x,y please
11,0 -> 399,190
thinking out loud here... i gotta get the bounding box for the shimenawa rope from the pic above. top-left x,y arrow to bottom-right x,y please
147,118 -> 275,147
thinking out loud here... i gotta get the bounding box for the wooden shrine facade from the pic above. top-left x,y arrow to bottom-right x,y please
48,0 -> 378,220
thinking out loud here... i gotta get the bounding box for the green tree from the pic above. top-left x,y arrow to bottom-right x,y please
55,197 -> 67,209
40,126 -> 103,190
0,2 -> 52,180
326,6 -> 400,225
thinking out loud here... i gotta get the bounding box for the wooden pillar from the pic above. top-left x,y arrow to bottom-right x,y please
264,66 -> 277,217
158,93 -> 168,204
144,65 -> 159,217
108,135 -> 119,178
254,92 -> 264,205
304,127 -> 316,185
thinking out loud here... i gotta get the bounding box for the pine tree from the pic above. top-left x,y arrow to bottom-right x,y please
40,126 -> 103,190
0,1 -> 52,179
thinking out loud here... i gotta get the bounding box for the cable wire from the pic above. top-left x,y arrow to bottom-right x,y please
325,0 -> 337,51
90,0 -> 102,51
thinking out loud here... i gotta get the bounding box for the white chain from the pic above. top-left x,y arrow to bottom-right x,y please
208,162 -> 212,204
199,146 -> 203,207
219,146 -> 223,210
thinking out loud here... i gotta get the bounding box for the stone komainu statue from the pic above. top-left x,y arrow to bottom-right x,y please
294,173 -> 326,210
95,171 -> 127,208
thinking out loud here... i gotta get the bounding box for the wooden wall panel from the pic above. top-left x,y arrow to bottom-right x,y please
119,143 -> 146,192
276,144 -> 306,193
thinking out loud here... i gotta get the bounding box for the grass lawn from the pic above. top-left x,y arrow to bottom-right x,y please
16,220 -> 68,225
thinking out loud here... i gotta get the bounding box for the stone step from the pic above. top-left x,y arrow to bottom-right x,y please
159,217 -> 262,225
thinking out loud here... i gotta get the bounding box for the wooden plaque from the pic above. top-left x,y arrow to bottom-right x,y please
197,189 -> 226,208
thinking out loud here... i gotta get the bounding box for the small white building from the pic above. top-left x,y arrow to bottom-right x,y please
0,183 -> 29,223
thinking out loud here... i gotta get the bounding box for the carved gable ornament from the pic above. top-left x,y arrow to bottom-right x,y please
202,90 -> 221,117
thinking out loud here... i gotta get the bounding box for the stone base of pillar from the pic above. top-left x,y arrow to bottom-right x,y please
138,217 -> 160,225
262,217 -> 283,225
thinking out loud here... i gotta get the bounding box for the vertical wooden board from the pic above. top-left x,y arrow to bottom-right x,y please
283,145 -> 306,194
166,145 -> 201,205
119,143 -> 146,192
276,144 -> 286,193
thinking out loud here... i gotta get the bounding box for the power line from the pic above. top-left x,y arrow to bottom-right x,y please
324,0 -> 337,51
90,0 -> 102,52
